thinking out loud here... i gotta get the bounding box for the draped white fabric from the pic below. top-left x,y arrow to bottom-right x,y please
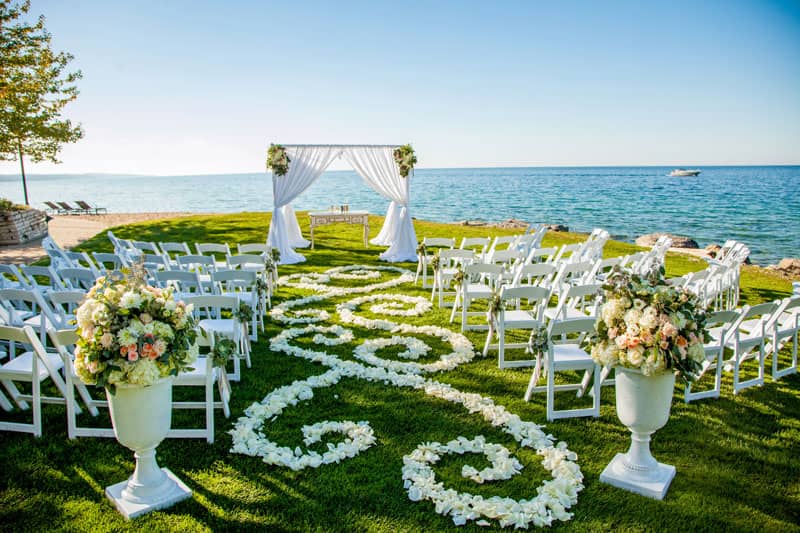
369,200 -> 399,246
267,146 -> 341,264
266,144 -> 418,264
342,147 -> 418,262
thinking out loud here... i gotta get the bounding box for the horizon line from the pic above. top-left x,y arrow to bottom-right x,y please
2,163 -> 800,178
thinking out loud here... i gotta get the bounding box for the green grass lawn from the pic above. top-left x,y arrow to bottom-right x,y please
1,212 -> 798,532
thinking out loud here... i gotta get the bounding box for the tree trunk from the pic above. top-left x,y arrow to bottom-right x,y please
17,140 -> 29,205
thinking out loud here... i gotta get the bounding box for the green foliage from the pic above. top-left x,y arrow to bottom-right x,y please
0,197 -> 27,211
0,0 -> 83,204
393,143 -> 417,177
266,144 -> 290,176
9,213 -> 797,531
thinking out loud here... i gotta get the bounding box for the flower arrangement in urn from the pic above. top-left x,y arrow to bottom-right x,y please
267,144 -> 291,176
74,267 -> 198,393
590,267 -> 709,382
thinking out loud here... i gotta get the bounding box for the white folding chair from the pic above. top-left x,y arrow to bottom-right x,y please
47,290 -> 85,329
484,285 -> 550,369
170,330 -> 231,443
212,270 -> 262,340
48,328 -> 113,439
765,296 -> 800,381
91,252 -> 128,272
0,288 -> 62,346
544,283 -> 601,322
154,270 -> 207,302
684,309 -> 743,403
415,237 -> 455,288
0,325 -> 74,437
57,267 -> 97,292
131,241 -> 161,255
524,317 -> 601,421
19,265 -> 65,294
0,265 -> 30,290
510,262 -> 557,290
237,243 -> 271,255
449,263 -> 503,331
723,301 -> 780,394
183,295 -> 250,382
459,237 -> 491,261
227,254 -> 272,310
195,243 -> 231,269
432,249 -> 475,308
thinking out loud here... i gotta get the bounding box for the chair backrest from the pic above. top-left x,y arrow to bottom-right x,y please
739,301 -> 780,338
227,254 -> 266,270
0,288 -> 60,333
57,267 -> 97,291
511,262 -> 557,287
459,237 -> 490,256
48,290 -> 85,326
177,254 -> 216,273
439,248 -> 475,268
132,241 -> 160,254
486,248 -> 523,266
182,294 -> 240,320
196,243 -> 231,257
552,243 -> 582,264
92,252 -> 126,271
0,264 -> 30,290
63,251 -> 101,276
551,261 -> 594,291
463,263 -> 503,289
588,256 -> 623,281
154,270 -> 205,295
237,243 -> 271,255
705,309 -> 744,347
20,265 -> 65,292
212,270 -> 257,295
525,246 -> 559,264
499,285 -> 550,322
548,317 -> 596,345
158,241 -> 192,257
140,253 -> 168,269
421,237 -> 455,250
551,283 -> 602,320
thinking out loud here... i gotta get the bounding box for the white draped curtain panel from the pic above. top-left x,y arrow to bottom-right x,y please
266,146 -> 341,264
266,144 -> 418,264
342,147 -> 417,262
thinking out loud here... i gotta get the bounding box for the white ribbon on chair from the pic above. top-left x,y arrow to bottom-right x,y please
267,146 -> 341,264
342,147 -> 418,262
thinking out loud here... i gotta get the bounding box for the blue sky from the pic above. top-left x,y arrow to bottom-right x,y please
2,0 -> 798,175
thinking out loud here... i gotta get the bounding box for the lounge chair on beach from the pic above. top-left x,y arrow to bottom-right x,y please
74,200 -> 107,215
43,201 -> 66,214
55,201 -> 86,215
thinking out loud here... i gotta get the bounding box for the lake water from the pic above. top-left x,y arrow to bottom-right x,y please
1,166 -> 797,265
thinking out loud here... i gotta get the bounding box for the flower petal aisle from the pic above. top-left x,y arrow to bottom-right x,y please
232,265 -> 584,528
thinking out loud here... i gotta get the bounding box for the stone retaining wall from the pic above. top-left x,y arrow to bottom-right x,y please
0,209 -> 48,245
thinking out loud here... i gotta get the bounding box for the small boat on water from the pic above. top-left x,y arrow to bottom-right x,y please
669,168 -> 701,177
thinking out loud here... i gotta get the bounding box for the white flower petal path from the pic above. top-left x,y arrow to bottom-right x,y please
233,264 -> 583,528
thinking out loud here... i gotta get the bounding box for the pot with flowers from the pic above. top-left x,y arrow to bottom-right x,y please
74,266 -> 198,518
590,267 -> 708,500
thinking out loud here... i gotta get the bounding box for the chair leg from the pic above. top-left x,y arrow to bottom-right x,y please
2,380 -> 29,410
449,292 -> 460,324
497,324 -> 505,369
0,389 -> 12,412
524,359 -> 542,402
592,365 -> 601,417
483,325 -> 493,357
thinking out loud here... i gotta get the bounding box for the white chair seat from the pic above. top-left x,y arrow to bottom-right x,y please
551,344 -> 595,369
199,319 -> 237,337
174,358 -> 213,386
502,310 -> 538,327
464,283 -> 492,297
1,351 -> 63,380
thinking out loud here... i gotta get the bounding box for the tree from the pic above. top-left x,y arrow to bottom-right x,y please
0,0 -> 83,205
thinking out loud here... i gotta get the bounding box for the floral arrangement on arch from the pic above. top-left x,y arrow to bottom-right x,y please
393,144 -> 417,178
267,144 -> 291,176
74,269 -> 198,393
590,267 -> 709,382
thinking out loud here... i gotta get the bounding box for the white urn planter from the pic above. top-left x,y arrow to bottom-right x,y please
105,377 -> 192,519
600,367 -> 676,500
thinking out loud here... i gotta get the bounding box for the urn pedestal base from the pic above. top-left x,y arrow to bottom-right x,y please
600,452 -> 675,500
106,467 -> 192,520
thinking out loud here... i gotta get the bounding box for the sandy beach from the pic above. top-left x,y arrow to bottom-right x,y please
0,213 -> 198,264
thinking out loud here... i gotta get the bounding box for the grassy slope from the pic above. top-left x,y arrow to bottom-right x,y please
1,212 -> 797,532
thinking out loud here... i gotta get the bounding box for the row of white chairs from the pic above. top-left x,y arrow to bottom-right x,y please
0,287 -> 254,442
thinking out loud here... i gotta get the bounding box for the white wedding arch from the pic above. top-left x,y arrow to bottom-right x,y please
266,144 -> 418,265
